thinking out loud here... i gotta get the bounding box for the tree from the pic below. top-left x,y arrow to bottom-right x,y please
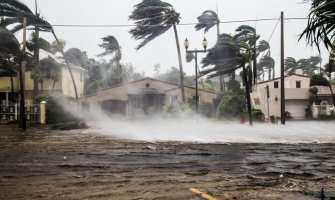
129,0 -> 186,103
284,57 -> 299,75
321,41 -> 335,103
300,0 -> 335,51
201,25 -> 260,125
97,35 -> 122,85
195,10 -> 225,91
0,0 -> 80,104
258,54 -> 275,80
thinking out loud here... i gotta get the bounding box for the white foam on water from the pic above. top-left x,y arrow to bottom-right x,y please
86,118 -> 335,143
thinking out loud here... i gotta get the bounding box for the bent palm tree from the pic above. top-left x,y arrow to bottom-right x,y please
195,10 -> 225,90
258,54 -> 275,80
129,0 -> 186,103
201,32 -> 254,125
299,0 -> 335,51
0,0 -> 80,104
97,35 -> 122,84
284,57 -> 298,75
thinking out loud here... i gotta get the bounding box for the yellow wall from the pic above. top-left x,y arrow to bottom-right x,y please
0,76 -> 19,91
61,67 -> 85,98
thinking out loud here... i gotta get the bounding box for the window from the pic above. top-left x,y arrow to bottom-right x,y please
274,81 -> 279,88
254,97 -> 260,105
296,81 -> 301,88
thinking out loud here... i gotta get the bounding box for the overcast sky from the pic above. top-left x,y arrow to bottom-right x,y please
19,0 -> 329,77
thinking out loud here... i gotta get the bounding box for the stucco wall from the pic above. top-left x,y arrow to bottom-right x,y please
61,67 -> 85,98
251,75 -> 310,119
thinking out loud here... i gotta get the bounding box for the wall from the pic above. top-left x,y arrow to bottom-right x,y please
251,75 -> 310,119
61,66 -> 85,98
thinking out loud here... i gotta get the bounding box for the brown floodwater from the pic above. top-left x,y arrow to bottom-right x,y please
0,126 -> 335,199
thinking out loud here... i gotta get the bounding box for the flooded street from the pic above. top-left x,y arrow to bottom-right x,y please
1,125 -> 335,199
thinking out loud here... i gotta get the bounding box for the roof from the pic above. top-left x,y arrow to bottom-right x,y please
257,74 -> 310,84
314,85 -> 335,95
0,68 -> 17,77
99,77 -> 216,94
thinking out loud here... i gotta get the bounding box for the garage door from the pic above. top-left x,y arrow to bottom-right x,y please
285,100 -> 309,119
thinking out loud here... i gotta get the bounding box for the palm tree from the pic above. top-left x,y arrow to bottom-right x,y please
0,0 -> 80,104
194,10 -> 225,91
0,27 -> 33,129
97,35 -> 122,84
201,30 -> 256,125
284,57 -> 298,75
299,0 -> 335,51
129,0 -> 186,103
258,54 -> 275,80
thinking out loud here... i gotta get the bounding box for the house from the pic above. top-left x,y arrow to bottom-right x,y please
311,85 -> 335,117
251,74 -> 310,119
0,50 -> 86,123
0,50 -> 86,105
85,77 -> 216,118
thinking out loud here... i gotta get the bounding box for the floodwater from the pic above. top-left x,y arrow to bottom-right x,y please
0,122 -> 335,199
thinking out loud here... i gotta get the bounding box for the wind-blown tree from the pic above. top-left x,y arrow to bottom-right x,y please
321,41 -> 335,103
129,0 -> 186,103
195,10 -> 225,91
0,0 -> 80,104
300,0 -> 335,51
284,57 -> 299,75
201,27 -> 259,125
258,54 -> 275,81
97,35 -> 123,85
0,27 -> 36,129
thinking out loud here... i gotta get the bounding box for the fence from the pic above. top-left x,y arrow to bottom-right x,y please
0,100 -> 41,124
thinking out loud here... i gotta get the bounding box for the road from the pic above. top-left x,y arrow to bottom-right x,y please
0,127 -> 334,199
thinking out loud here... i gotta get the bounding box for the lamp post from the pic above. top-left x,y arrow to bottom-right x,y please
184,37 -> 208,113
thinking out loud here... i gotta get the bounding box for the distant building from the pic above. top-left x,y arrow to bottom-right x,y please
0,50 -> 86,105
251,74 -> 310,119
85,77 -> 216,118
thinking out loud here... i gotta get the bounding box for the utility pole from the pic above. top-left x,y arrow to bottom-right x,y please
33,0 -> 40,98
20,17 -> 27,130
280,11 -> 285,125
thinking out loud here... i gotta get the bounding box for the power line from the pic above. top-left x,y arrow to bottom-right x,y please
32,17 -> 308,28
268,16 -> 281,42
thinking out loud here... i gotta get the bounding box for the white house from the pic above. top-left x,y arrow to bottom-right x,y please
85,77 -> 216,118
251,74 -> 310,119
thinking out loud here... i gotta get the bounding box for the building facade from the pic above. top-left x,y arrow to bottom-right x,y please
85,78 -> 216,118
251,74 -> 310,119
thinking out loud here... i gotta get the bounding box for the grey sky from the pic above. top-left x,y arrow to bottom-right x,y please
19,0 -> 329,77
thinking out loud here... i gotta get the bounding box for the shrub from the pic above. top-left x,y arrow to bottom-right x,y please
217,92 -> 245,118
200,102 -> 215,117
250,108 -> 265,121
35,95 -> 79,124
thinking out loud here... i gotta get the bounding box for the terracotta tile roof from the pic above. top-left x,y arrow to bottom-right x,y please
314,85 -> 335,95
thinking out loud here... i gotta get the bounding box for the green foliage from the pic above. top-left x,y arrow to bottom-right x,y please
309,86 -> 318,104
226,79 -> 241,92
34,95 -> 79,124
310,74 -> 329,86
251,108 -> 264,121
299,0 -> 335,51
200,102 -> 215,117
129,0 -> 180,50
216,92 -> 245,118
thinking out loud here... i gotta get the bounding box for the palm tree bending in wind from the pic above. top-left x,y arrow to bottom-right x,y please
195,10 -> 226,91
129,0 -> 186,103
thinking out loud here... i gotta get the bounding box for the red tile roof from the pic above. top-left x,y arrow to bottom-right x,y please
314,85 -> 335,95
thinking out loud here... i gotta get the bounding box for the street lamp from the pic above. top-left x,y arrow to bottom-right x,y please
184,37 -> 208,113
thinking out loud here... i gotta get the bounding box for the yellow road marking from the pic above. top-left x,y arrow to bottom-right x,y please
189,188 -> 217,200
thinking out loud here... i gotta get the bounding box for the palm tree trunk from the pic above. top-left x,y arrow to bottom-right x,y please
242,63 -> 253,126
52,30 -> 79,105
172,24 -> 185,103
268,68 -> 272,80
216,23 -> 225,91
